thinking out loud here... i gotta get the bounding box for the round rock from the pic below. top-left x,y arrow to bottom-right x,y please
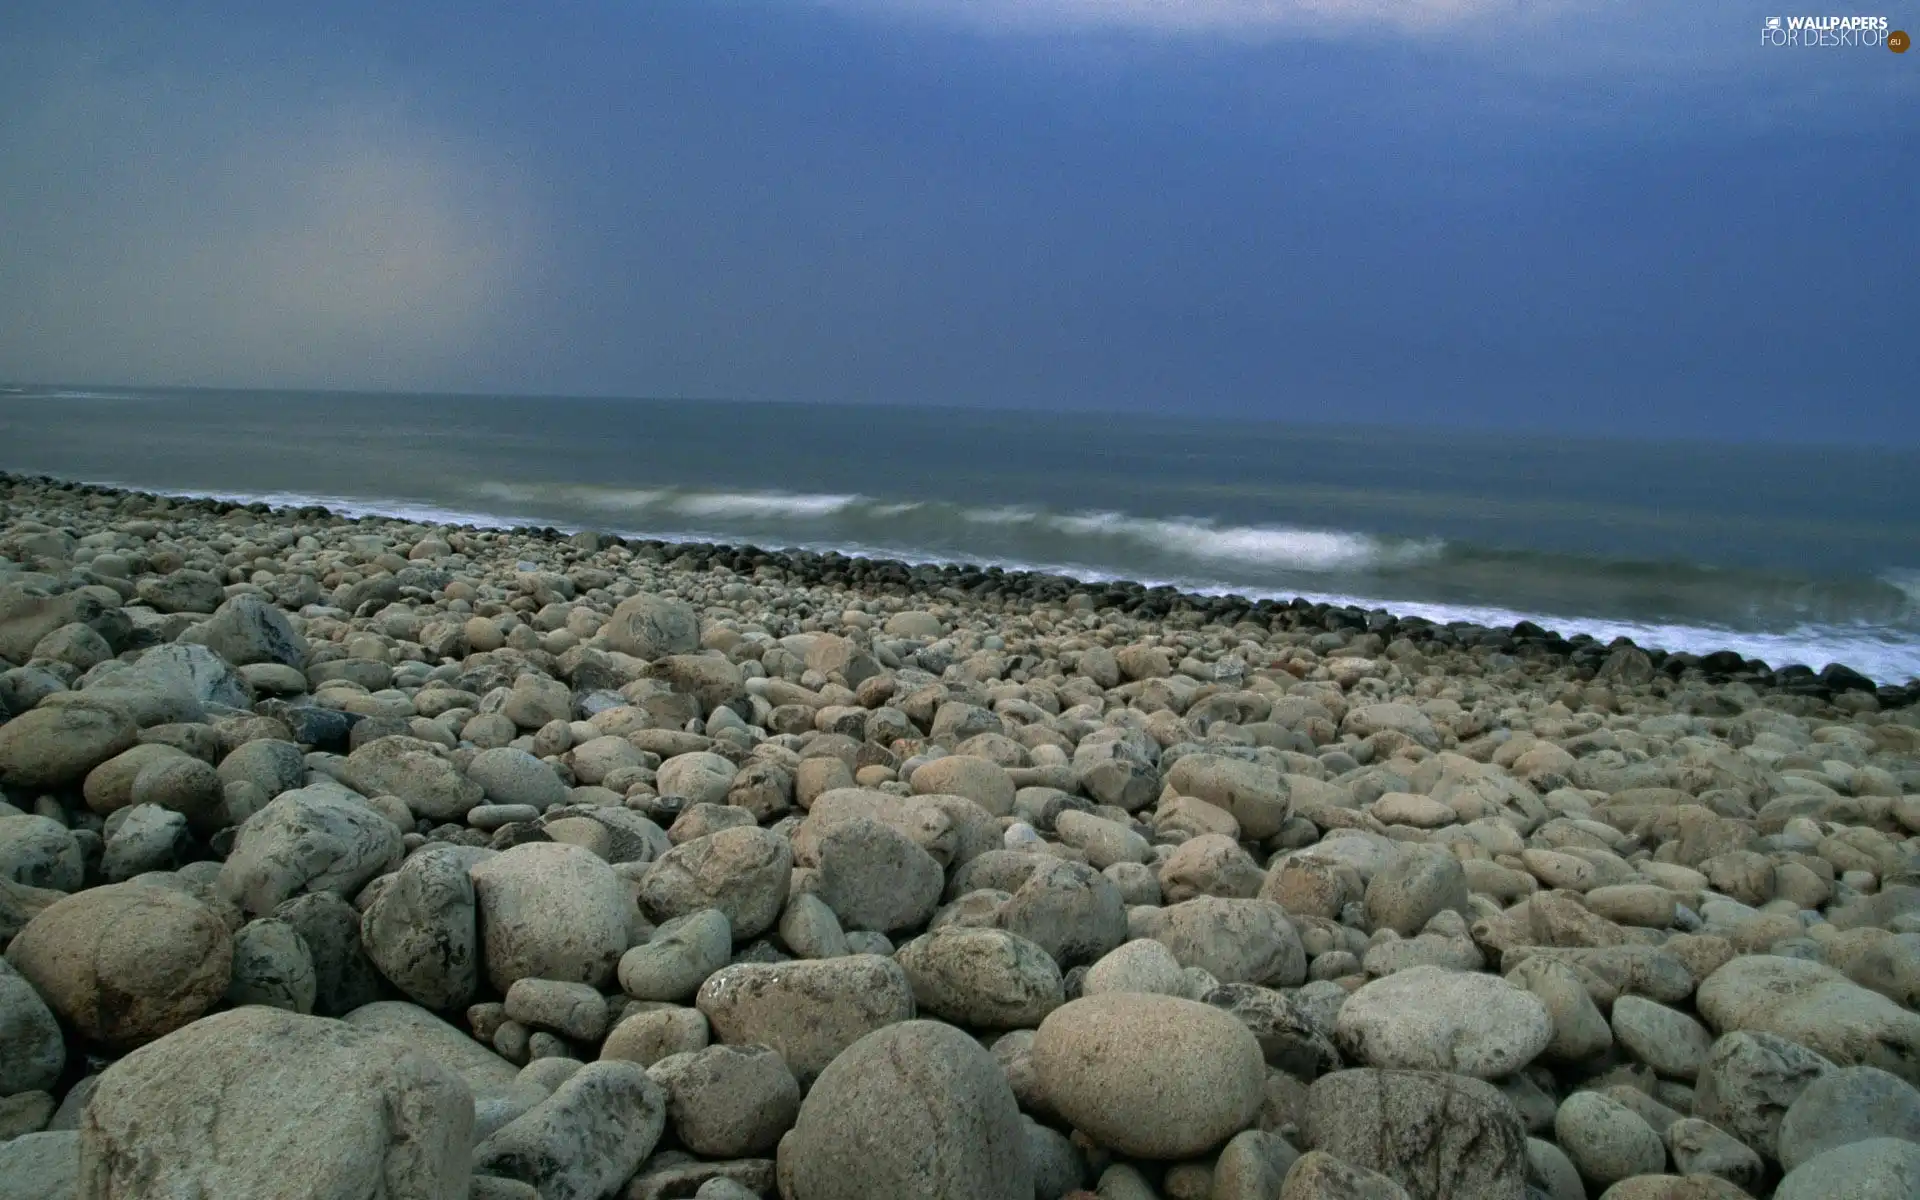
895,926 -> 1064,1029
783,1020 -> 1031,1200
5,880 -> 233,1048
1032,992 -> 1264,1159
1335,965 -> 1552,1078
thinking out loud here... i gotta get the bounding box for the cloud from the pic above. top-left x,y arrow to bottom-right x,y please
0,33 -> 539,391
816,0 -> 1576,36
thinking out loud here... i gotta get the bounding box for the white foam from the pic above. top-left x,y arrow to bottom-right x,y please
963,505 -> 1040,525
1048,511 -> 1441,572
671,491 -> 858,519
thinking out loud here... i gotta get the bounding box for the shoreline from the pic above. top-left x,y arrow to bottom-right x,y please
4,469 -> 1914,705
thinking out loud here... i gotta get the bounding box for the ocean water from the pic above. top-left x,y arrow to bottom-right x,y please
4,384 -> 1918,684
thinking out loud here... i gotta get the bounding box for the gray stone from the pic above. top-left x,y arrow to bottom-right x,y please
216,737 -> 308,799
895,926 -> 1064,1029
619,909 -> 733,1003
1365,849 -> 1470,937
226,915 -> 317,1013
0,956 -> 63,1096
696,955 -> 915,1087
1167,754 -> 1291,840
1137,896 -> 1306,987
1202,983 -> 1342,1079
639,825 -> 792,941
600,1005 -> 710,1067
603,594 -> 700,660
1279,1151 -> 1413,1200
0,815 -> 83,892
817,816 -> 943,934
181,594 -> 309,667
473,1060 -> 664,1200
102,803 -> 190,881
1777,1065 -> 1920,1173
1691,1030 -> 1834,1160
361,845 -> 481,1010
784,1020 -> 1030,1200
996,858 -> 1130,970
0,1131 -> 78,1200
1663,1118 -> 1763,1194
79,1006 -> 471,1198
468,747 -> 569,810
341,1000 -> 523,1103
1773,1137 -> 1920,1200
1304,1069 -> 1527,1200
130,755 -> 226,834
217,787 -> 403,916
277,891 -> 386,1016
1553,1090 -> 1666,1188
1612,996 -> 1713,1080
504,978 -> 609,1042
649,1043 -> 799,1158
1335,966 -> 1551,1078
344,736 -> 483,822
471,842 -> 631,992
1698,954 -> 1920,1085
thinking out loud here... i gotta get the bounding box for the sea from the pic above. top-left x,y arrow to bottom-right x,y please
4,385 -> 1918,685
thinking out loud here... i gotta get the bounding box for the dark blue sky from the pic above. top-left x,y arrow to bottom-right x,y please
1,0 -> 1915,441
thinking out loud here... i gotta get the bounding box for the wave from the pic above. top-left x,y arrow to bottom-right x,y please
29,476 -> 1920,683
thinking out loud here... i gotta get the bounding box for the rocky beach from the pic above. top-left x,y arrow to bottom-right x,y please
1,468 -> 1918,1200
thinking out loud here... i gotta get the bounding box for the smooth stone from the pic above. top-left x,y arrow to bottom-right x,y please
1032,992 -> 1264,1159
79,1006 -> 472,1198
783,1020 -> 1031,1200
1335,966 -> 1552,1078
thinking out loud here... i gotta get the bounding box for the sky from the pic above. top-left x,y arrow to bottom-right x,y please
0,0 -> 1915,442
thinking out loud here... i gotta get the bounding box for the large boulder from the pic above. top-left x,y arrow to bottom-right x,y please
470,842 -> 631,992
603,594 -> 700,660
80,1006 -> 473,1198
1304,1069 -> 1528,1200
0,702 -> 138,790
5,880 -> 232,1048
1697,955 -> 1920,1084
361,847 -> 481,1010
343,737 -> 484,822
1335,966 -> 1552,1078
217,788 -> 403,917
1032,993 -> 1264,1159
783,1021 -> 1031,1200
696,955 -> 915,1088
